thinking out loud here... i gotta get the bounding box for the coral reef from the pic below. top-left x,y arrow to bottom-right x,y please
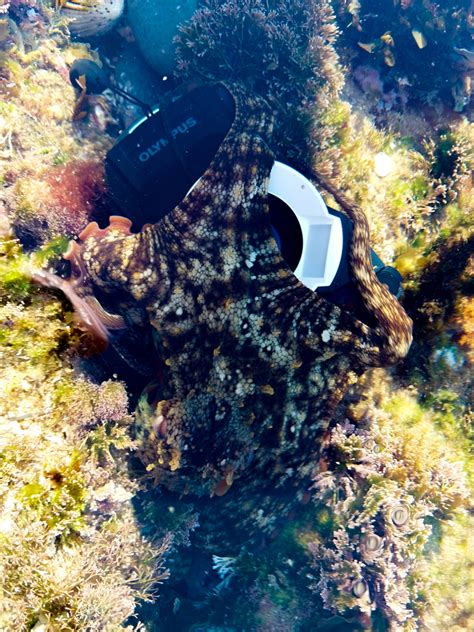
305,67 -> 472,632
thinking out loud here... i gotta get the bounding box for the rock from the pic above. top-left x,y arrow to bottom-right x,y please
112,42 -> 166,124
127,0 -> 198,76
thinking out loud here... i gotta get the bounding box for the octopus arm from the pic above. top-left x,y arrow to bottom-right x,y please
312,172 -> 413,366
75,216 -> 169,304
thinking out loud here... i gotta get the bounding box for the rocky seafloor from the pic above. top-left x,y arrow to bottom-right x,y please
0,1 -> 472,631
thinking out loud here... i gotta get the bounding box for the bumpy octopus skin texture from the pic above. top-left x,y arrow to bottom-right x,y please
34,84 -> 413,496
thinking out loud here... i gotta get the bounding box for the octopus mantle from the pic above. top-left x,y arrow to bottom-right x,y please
35,84 -> 412,496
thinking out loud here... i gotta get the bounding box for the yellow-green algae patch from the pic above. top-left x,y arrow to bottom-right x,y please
0,14 -> 170,629
317,97 -> 473,275
424,512 -> 474,632
0,238 -> 168,630
1,27 -> 112,245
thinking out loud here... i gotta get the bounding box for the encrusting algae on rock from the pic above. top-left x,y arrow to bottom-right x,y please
0,0 -> 472,630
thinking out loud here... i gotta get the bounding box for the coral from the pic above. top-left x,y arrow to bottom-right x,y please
0,24 -> 167,630
0,22 -> 167,611
311,99 -> 473,492
314,100 -> 435,263
314,92 -> 473,251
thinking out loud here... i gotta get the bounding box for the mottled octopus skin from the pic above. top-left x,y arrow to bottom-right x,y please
39,84 -> 413,495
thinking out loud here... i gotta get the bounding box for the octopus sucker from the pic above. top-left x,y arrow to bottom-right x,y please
32,82 -> 412,495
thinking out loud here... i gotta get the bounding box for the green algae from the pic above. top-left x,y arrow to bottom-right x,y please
16,450 -> 87,539
424,512 -> 474,631
0,239 -> 34,302
0,233 -> 168,630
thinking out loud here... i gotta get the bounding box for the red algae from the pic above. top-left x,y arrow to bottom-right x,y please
45,160 -> 108,235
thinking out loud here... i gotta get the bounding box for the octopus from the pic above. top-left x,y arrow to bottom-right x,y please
33,83 -> 413,496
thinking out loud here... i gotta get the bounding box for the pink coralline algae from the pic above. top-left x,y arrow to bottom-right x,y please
45,160 -> 108,236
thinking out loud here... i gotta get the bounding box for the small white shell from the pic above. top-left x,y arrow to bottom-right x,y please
62,0 -> 125,37
390,503 -> 410,527
352,579 -> 368,598
363,533 -> 383,552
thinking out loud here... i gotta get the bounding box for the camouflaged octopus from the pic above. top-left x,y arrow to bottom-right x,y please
35,84 -> 413,496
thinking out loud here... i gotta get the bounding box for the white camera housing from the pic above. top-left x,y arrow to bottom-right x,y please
189,161 -> 343,292
268,162 -> 343,291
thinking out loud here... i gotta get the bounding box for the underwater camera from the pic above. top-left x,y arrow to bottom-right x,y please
70,61 -> 402,309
